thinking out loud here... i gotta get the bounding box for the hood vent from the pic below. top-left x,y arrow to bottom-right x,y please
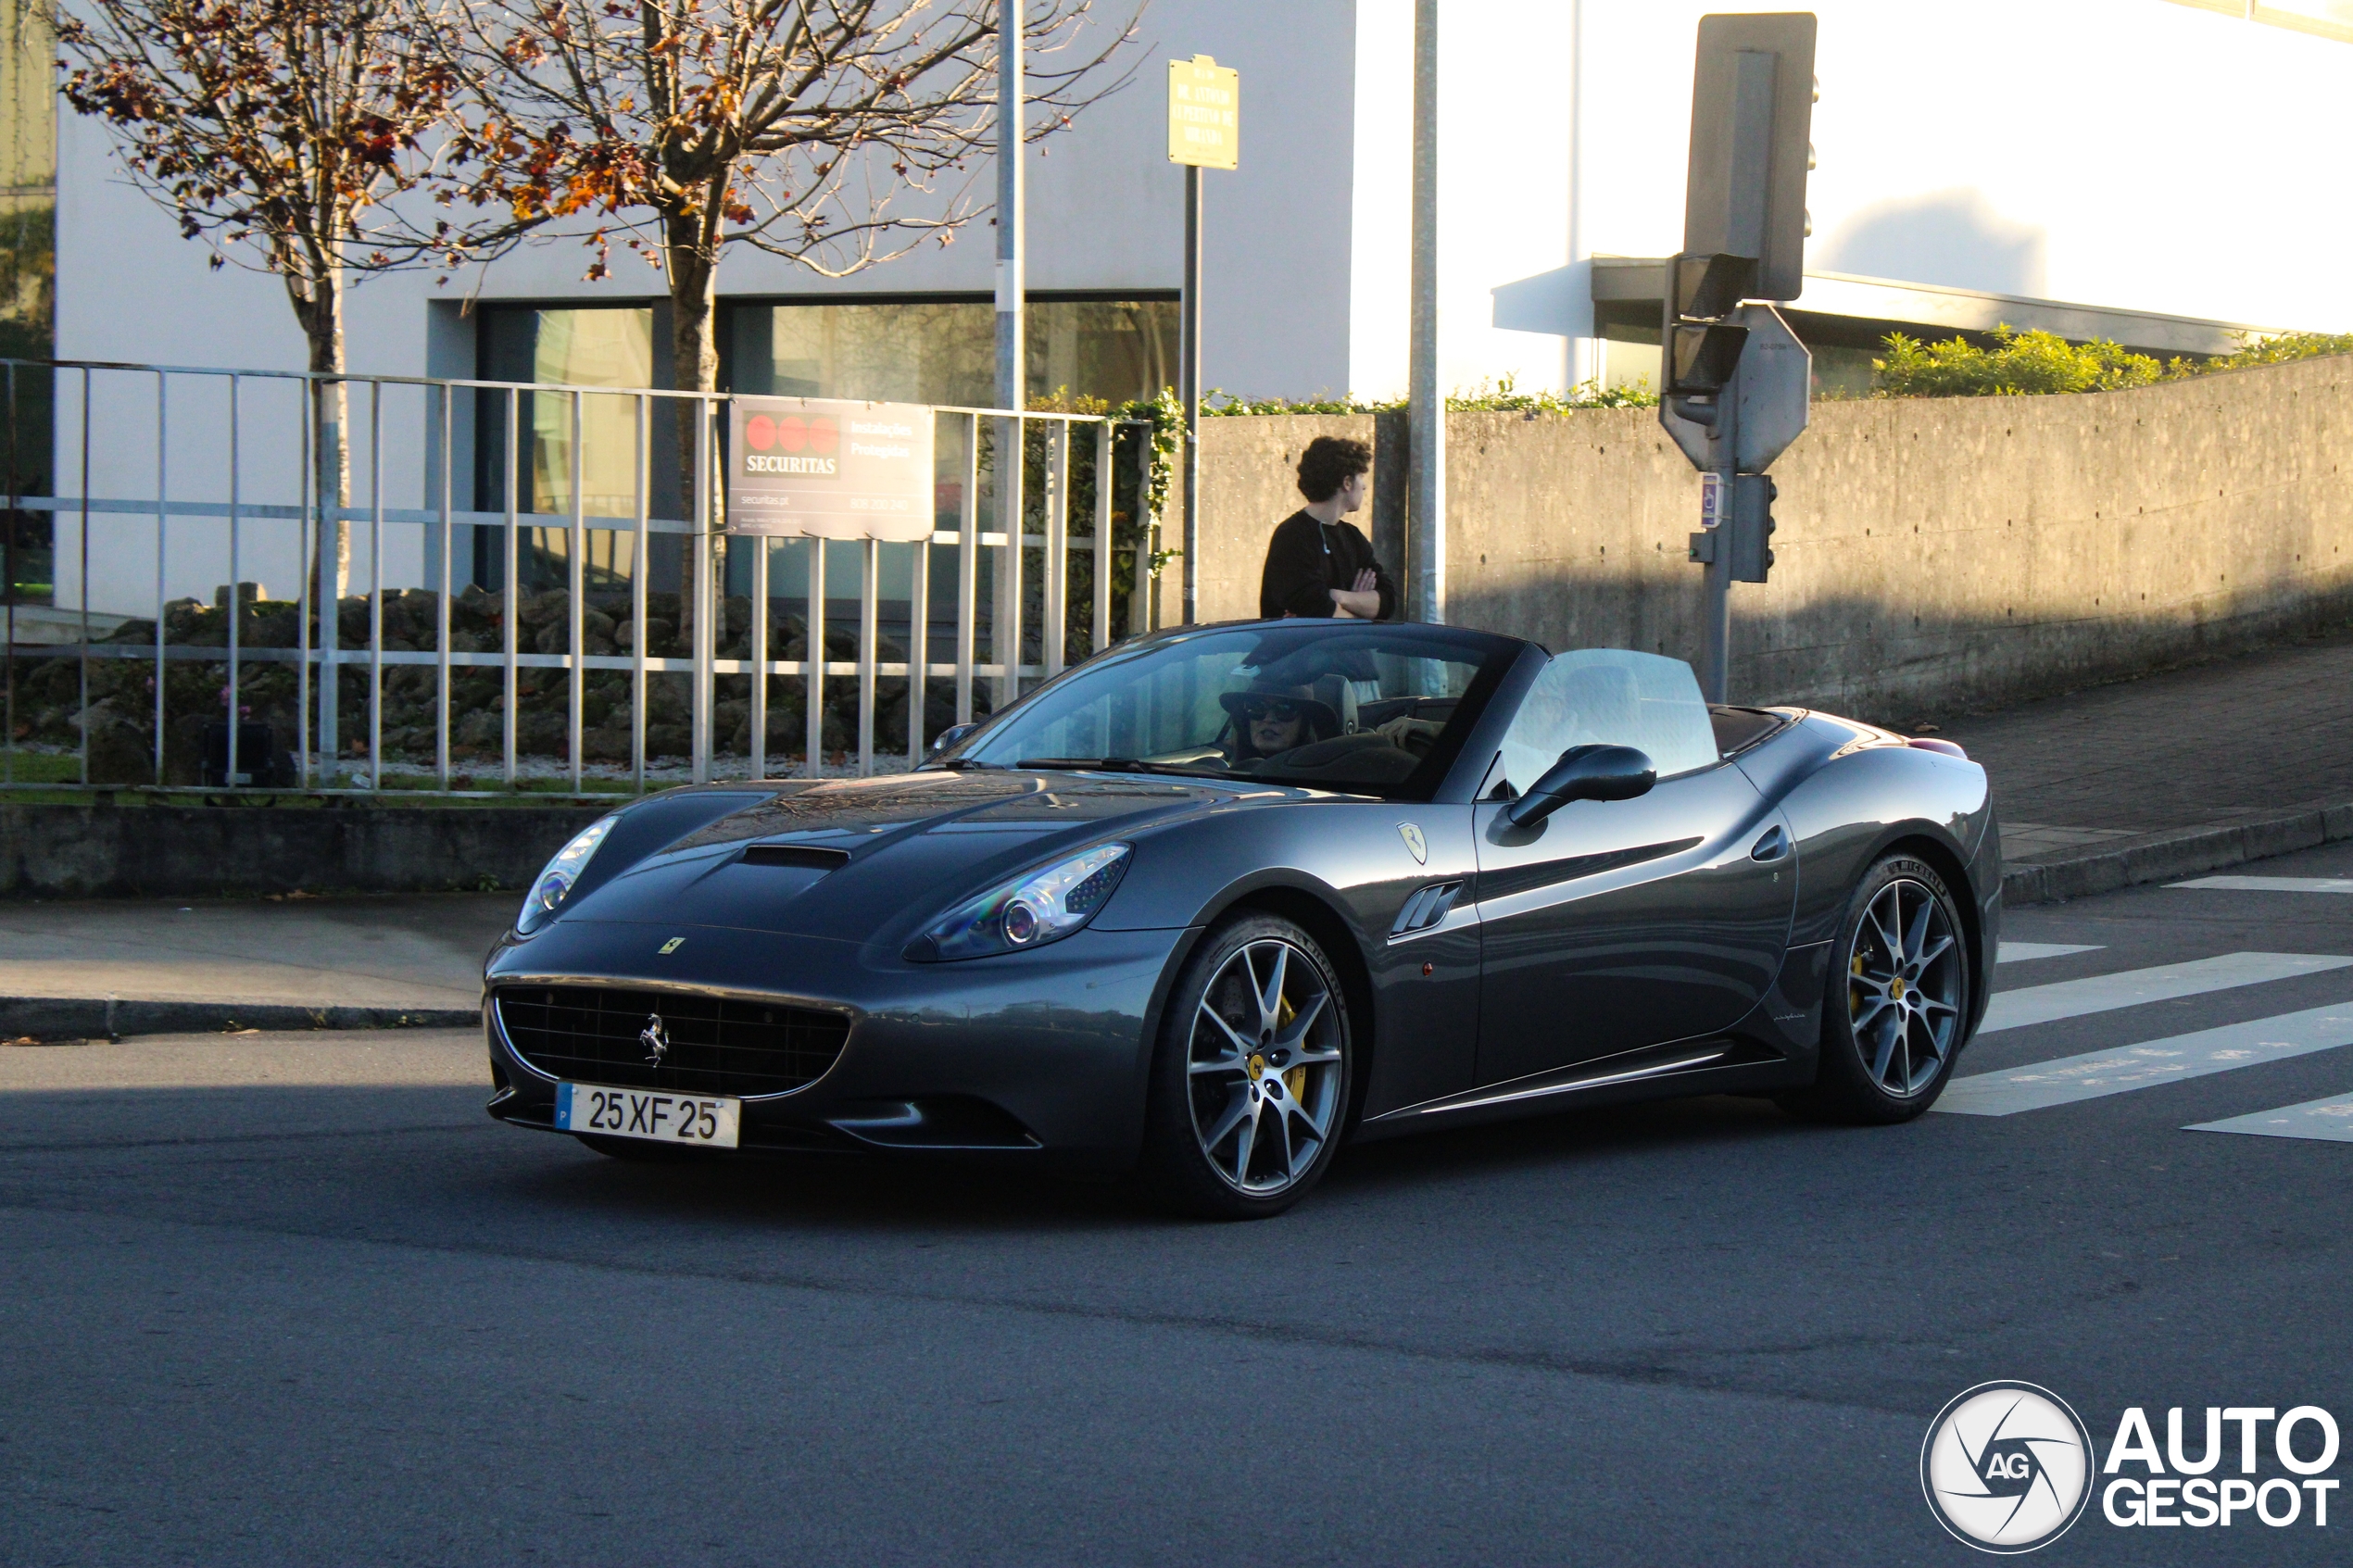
740,844 -> 851,870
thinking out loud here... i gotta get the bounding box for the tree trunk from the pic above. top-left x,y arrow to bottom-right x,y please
298,264 -> 351,609
666,213 -> 723,654
288,260 -> 350,764
666,215 -> 719,523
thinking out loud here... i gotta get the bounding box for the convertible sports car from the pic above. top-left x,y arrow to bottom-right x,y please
483,619 -> 1999,1218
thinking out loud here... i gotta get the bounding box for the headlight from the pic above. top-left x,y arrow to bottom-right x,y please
912,843 -> 1131,961
517,814 -> 619,935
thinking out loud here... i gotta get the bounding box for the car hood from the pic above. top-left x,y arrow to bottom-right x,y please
543,770 -> 1243,944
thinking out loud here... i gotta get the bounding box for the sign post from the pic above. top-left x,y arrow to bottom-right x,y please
1663,12 -> 1816,702
1167,55 -> 1239,625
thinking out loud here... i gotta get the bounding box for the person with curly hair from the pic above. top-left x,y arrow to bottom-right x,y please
1258,434 -> 1397,621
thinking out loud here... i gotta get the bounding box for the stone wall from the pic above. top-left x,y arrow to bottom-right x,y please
1184,356 -> 2353,721
0,801 -> 607,897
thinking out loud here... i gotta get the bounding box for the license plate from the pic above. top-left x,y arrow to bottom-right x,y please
554,1082 -> 740,1149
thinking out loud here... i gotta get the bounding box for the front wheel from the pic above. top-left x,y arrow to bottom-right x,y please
1780,854 -> 1973,1124
1139,913 -> 1353,1220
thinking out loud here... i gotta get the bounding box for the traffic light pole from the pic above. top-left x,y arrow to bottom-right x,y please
1702,383 -> 1737,704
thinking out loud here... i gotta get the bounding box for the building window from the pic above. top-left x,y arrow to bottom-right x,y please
473,305 -> 663,593
727,295 -> 1177,408
470,294 -> 1176,598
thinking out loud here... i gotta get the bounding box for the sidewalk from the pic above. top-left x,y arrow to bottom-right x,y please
0,894 -> 506,1038
1932,628 -> 2353,901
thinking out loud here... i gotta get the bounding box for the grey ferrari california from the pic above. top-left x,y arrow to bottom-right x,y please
483,618 -> 1999,1218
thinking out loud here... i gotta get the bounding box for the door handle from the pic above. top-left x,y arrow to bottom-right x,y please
1750,824 -> 1791,863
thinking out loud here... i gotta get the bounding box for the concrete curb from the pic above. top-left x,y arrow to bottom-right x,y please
1,997 -> 480,1041
2002,800 -> 2353,907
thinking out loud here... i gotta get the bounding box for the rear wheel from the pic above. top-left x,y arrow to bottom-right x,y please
1139,913 -> 1353,1220
1780,854 -> 1971,1123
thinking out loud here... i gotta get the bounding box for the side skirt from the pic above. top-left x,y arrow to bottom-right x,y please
1350,1046 -> 1812,1144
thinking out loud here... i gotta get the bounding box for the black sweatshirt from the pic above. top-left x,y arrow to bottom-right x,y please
1258,509 -> 1398,621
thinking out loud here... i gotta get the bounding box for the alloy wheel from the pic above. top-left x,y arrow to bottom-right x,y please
1186,938 -> 1345,1196
1846,876 -> 1963,1098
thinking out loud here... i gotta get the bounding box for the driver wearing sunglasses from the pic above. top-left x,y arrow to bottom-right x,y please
1218,684 -> 1340,763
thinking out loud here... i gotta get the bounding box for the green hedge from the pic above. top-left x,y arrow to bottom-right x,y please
1872,326 -> 2353,398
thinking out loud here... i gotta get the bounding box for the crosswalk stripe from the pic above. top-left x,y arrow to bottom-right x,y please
2188,1092 -> 2353,1144
1981,952 -> 2353,1035
1936,1005 -> 2353,1116
2171,876 -> 2353,894
1997,942 -> 2105,964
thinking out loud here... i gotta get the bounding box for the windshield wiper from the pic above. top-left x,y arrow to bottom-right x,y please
1014,757 -> 1226,779
937,757 -> 1002,771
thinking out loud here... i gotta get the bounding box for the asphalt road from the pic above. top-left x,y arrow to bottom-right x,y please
8,847 -> 2353,1564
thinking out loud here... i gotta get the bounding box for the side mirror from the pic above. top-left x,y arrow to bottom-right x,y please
930,722 -> 978,756
1504,744 -> 1656,828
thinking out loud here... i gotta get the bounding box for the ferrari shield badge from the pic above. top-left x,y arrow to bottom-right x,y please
1398,822 -> 1428,864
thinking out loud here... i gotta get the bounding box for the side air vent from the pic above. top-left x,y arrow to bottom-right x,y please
740,844 -> 851,870
1390,880 -> 1466,937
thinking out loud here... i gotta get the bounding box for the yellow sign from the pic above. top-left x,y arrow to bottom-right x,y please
1167,56 -> 1239,169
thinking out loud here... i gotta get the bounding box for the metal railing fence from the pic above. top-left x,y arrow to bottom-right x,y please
0,358 -> 1162,797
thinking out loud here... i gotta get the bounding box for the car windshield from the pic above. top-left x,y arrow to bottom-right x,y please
942,623 -> 1516,797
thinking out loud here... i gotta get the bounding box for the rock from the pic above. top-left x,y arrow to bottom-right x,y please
244,604 -> 299,648
516,712 -> 568,756
520,589 -> 569,629
582,725 -> 632,761
455,583 -> 500,632
645,723 -> 691,759
85,713 -> 155,786
453,710 -> 502,749
162,598 -> 208,644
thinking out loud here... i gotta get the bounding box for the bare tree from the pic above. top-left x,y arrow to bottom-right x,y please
57,0 -> 491,603
427,0 -> 1137,510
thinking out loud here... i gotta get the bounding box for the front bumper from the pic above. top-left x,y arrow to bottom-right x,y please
483,919 -> 1191,1170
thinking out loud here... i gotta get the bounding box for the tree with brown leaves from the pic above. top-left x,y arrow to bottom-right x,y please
429,0 -> 1137,510
57,0 -> 500,602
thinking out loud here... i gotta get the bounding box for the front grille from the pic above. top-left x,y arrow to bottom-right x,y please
497,985 -> 849,1098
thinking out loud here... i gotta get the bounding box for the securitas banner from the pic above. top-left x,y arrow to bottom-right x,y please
725,396 -> 935,542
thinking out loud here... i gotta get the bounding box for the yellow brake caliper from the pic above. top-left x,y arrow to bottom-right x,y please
1279,995 -> 1308,1100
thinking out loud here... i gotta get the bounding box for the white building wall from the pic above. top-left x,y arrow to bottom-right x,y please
1562,0 -> 2353,330
48,0 -> 2353,615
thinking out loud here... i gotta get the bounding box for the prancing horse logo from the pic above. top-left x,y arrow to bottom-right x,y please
1398,822 -> 1428,864
640,1013 -> 669,1066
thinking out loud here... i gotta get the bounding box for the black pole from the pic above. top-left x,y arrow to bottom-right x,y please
1179,163 -> 1202,625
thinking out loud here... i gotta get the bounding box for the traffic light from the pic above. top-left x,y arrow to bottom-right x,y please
1729,473 -> 1777,582
1664,251 -> 1752,408
1683,14 -> 1817,303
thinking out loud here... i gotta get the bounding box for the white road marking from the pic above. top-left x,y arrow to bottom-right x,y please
2188,1092 -> 2353,1144
1936,1005 -> 2353,1116
1981,952 -> 2353,1035
2171,876 -> 2353,894
1997,942 -> 2105,964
